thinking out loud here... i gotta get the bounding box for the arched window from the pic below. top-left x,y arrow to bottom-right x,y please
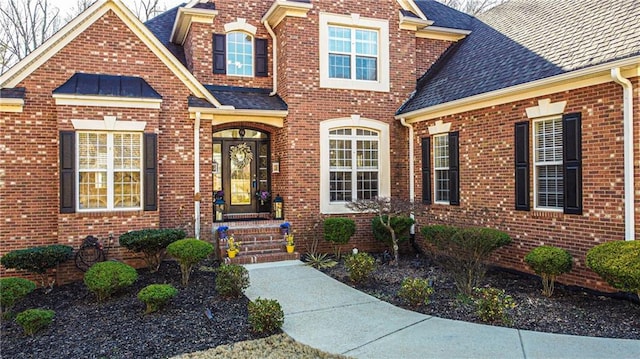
226,31 -> 253,77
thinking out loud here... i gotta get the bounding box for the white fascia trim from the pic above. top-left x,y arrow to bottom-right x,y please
262,0 -> 313,28
416,26 -> 471,41
319,117 -> 391,214
189,108 -> 289,117
53,94 -> 162,109
397,56 -> 640,123
224,19 -> 257,35
71,116 -> 147,131
319,13 -> 390,93
0,98 -> 24,112
170,7 -> 218,45
396,0 -> 428,20
399,10 -> 433,31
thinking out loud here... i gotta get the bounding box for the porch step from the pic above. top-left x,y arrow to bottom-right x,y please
215,219 -> 295,266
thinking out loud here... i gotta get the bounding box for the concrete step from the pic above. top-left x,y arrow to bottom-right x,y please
223,251 -> 300,265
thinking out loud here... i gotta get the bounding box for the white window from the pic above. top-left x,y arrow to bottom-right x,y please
329,128 -> 379,202
433,134 -> 449,203
77,132 -> 142,211
533,117 -> 563,210
226,31 -> 253,77
319,13 -> 389,92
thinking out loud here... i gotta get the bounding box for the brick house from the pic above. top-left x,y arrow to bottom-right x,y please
0,0 -> 638,291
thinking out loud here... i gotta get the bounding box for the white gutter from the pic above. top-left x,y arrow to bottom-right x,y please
399,118 -> 415,236
194,112 -> 201,239
262,19 -> 278,96
611,68 -> 635,241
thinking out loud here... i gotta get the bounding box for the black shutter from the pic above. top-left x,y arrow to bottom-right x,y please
144,133 -> 158,211
563,113 -> 582,214
213,34 -> 226,74
60,131 -> 75,213
514,122 -> 530,210
255,38 -> 268,77
448,131 -> 460,205
421,137 -> 431,204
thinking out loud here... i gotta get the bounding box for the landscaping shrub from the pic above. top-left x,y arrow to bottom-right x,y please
247,297 -> 284,334
344,252 -> 376,283
0,278 -> 36,315
119,228 -> 186,272
137,284 -> 178,314
166,238 -> 213,286
0,245 -> 73,288
398,277 -> 434,307
422,225 -> 511,295
323,217 -> 356,259
215,264 -> 250,298
84,261 -> 138,302
304,252 -> 337,269
525,246 -> 573,297
15,308 -> 55,336
371,215 -> 415,248
474,287 -> 516,324
586,240 -> 640,298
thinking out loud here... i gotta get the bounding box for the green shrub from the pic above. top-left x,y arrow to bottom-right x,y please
474,287 -> 516,324
344,252 -> 376,283
166,239 -> 213,286
323,217 -> 356,259
215,264 -> 250,298
119,229 -> 186,272
398,277 -> 434,307
137,284 -> 178,314
422,226 -> 511,295
84,261 -> 138,302
0,245 -> 73,287
371,215 -> 415,247
303,252 -> 337,269
0,278 -> 36,314
586,240 -> 640,298
15,308 -> 55,336
525,246 -> 573,297
248,297 -> 284,334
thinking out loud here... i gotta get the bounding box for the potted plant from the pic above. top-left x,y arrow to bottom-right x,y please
256,190 -> 271,205
226,236 -> 240,258
280,222 -> 290,235
216,225 -> 229,239
285,234 -> 295,253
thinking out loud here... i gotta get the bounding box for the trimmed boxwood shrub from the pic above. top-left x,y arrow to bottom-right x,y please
166,239 -> 213,286
323,217 -> 356,258
119,228 -> 186,272
0,245 -> 73,287
0,278 -> 36,314
248,297 -> 284,334
15,308 -> 55,336
84,261 -> 138,302
215,264 -> 250,298
525,246 -> 573,297
137,284 -> 178,314
344,252 -> 376,283
398,277 -> 434,307
586,240 -> 640,298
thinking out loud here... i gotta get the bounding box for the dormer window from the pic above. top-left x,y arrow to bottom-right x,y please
226,32 -> 254,77
213,20 -> 268,77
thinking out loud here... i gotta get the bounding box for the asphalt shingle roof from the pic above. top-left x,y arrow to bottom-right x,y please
202,85 -> 287,111
53,73 -> 162,99
399,0 -> 640,115
0,87 -> 26,99
145,4 -> 188,67
415,0 -> 472,30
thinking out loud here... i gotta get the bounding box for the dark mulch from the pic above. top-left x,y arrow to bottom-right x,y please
321,252 -> 640,340
1,260 -> 269,359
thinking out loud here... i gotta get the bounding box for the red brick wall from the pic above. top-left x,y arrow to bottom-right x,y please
415,37 -> 454,79
411,78 -> 640,292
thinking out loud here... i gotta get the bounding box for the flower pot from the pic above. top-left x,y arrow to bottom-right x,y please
227,250 -> 237,258
286,245 -> 295,254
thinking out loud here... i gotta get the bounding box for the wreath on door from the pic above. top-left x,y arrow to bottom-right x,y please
230,143 -> 253,169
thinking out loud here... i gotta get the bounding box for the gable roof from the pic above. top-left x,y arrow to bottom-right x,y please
0,0 -> 224,108
398,0 -> 640,116
53,73 -> 162,99
145,4 -> 188,66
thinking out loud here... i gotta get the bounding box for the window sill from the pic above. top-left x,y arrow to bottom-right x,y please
69,210 -> 148,217
531,210 -> 563,218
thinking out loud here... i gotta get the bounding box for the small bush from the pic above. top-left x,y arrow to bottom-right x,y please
586,240 -> 640,298
422,225 -> 511,295
166,239 -> 213,286
323,218 -> 356,258
84,261 -> 138,302
0,278 -> 36,314
371,215 -> 415,247
137,284 -> 178,314
525,246 -> 573,297
215,264 -> 250,298
344,252 -> 376,283
15,309 -> 55,336
474,287 -> 516,324
0,245 -> 73,287
119,229 -> 186,272
398,277 -> 434,307
303,252 -> 337,269
248,297 -> 284,334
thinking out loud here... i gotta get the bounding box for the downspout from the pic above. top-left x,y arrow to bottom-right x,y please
194,112 -> 201,240
399,118 -> 416,239
611,68 -> 635,241
262,20 -> 278,96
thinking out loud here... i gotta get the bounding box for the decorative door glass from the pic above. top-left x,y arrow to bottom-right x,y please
229,142 -> 253,205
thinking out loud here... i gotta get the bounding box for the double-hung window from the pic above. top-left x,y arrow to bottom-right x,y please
433,134 -> 450,203
77,132 -> 142,211
328,26 -> 378,81
329,128 -> 379,202
533,118 -> 563,209
421,131 -> 459,206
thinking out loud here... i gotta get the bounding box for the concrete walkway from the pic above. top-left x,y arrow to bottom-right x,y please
244,260 -> 640,359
